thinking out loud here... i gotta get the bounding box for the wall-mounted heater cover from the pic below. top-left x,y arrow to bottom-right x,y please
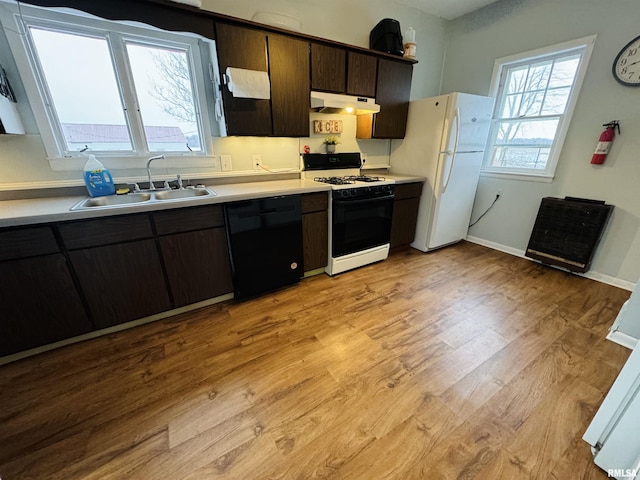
525,197 -> 613,273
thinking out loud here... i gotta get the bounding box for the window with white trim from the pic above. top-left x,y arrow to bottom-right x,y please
0,4 -> 216,166
483,36 -> 595,179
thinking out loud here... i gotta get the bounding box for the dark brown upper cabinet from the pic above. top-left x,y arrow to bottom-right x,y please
215,23 -> 272,136
311,46 -> 378,99
311,44 -> 346,93
358,58 -> 413,139
346,52 -> 377,98
215,23 -> 309,137
269,34 -> 310,137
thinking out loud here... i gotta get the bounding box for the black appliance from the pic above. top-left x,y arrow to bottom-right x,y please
369,18 -> 404,56
525,196 -> 613,273
224,195 -> 303,300
332,186 -> 395,257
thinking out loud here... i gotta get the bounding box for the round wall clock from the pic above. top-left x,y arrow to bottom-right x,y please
613,34 -> 640,86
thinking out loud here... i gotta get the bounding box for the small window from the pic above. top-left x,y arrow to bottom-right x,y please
125,42 -> 202,153
29,27 -> 134,152
483,36 -> 595,179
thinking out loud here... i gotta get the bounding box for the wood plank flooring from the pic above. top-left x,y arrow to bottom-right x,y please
0,241 -> 632,479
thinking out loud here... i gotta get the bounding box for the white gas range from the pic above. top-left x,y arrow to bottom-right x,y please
301,153 -> 396,275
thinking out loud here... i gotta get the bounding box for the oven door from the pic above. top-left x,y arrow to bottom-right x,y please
332,194 -> 394,257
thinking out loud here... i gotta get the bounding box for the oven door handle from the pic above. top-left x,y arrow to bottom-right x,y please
333,194 -> 395,205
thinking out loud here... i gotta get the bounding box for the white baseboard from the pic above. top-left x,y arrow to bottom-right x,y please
465,235 -> 634,292
606,329 -> 638,350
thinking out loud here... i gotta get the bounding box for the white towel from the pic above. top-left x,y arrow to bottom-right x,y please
225,67 -> 271,100
0,95 -> 24,134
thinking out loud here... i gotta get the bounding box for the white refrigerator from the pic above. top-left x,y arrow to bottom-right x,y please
583,341 -> 640,478
390,92 -> 494,251
583,282 -> 640,478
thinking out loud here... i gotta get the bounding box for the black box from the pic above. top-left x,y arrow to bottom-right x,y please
525,197 -> 613,273
369,19 -> 404,56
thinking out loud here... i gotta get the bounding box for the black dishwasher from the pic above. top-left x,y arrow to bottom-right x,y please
224,195 -> 304,300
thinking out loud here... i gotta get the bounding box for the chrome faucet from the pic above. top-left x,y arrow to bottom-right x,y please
146,154 -> 165,190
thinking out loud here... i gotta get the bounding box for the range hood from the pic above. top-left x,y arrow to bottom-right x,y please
310,91 -> 380,115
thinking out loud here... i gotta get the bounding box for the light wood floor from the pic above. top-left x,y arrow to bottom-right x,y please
0,242 -> 631,479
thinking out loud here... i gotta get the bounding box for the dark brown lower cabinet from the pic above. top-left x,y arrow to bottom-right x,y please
0,254 -> 91,356
70,240 -> 171,329
303,211 -> 328,271
390,182 -> 423,248
159,228 -> 233,307
302,192 -> 329,272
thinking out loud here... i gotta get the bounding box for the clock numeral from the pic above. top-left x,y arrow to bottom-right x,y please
628,48 -> 638,56
621,67 -> 628,74
628,71 -> 635,80
620,58 -> 628,66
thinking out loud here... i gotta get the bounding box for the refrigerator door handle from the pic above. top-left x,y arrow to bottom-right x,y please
442,108 -> 460,193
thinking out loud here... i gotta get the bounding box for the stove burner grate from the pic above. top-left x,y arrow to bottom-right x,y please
314,176 -> 356,185
344,175 -> 387,183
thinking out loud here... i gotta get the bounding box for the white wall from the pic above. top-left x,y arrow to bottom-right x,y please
0,0 -> 446,189
440,0 -> 640,285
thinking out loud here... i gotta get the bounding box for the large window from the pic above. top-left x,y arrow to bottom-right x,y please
1,5 -> 215,168
483,36 -> 595,179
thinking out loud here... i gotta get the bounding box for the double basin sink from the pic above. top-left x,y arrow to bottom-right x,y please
71,187 -> 216,211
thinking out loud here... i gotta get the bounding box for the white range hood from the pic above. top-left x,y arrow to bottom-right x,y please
310,91 -> 380,115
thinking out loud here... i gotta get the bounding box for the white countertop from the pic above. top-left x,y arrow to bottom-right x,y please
0,175 -> 425,228
0,179 -> 330,227
384,174 -> 427,184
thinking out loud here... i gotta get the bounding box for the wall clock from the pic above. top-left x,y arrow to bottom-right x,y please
613,34 -> 640,86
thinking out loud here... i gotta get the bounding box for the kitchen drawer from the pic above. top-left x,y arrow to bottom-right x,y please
58,214 -> 153,249
301,192 -> 329,214
153,205 -> 224,235
394,182 -> 423,200
0,225 -> 59,261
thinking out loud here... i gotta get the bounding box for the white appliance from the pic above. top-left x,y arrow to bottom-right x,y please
583,342 -> 640,478
310,91 -> 381,114
301,153 -> 395,275
390,92 -> 493,251
607,280 -> 640,349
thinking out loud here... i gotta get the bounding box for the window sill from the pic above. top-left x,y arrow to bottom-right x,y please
480,170 -> 554,183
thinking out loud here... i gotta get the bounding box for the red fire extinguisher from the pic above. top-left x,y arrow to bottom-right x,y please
591,120 -> 620,165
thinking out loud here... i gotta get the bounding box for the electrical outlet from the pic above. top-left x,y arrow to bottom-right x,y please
497,188 -> 503,197
221,155 -> 232,171
252,154 -> 262,170
361,153 -> 367,164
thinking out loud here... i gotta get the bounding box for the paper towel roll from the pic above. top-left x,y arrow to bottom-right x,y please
225,67 -> 271,100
